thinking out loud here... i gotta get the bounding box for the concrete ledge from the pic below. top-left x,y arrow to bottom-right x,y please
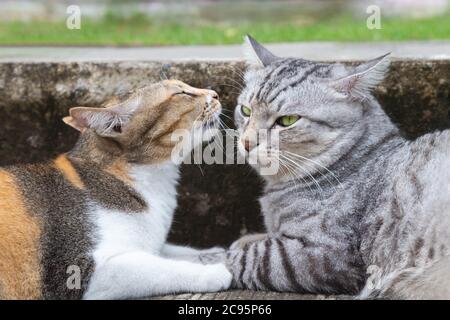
1,41 -> 450,61
0,51 -> 449,247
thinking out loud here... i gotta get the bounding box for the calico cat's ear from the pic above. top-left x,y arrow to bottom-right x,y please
243,34 -> 279,68
63,107 -> 128,137
330,53 -> 390,101
63,97 -> 140,137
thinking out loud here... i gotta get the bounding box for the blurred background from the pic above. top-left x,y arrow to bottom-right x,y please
0,0 -> 449,46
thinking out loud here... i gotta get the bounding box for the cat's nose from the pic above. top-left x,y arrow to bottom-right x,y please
244,139 -> 250,152
208,90 -> 219,100
243,138 -> 258,152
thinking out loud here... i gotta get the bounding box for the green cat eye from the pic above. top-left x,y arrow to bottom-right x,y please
241,105 -> 252,117
276,115 -> 300,127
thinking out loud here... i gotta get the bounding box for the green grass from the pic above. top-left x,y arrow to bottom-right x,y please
1,13 -> 449,46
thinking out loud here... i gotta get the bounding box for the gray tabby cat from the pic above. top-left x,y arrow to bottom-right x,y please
225,35 -> 450,299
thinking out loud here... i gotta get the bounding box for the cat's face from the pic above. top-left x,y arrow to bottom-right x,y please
235,36 -> 389,177
64,80 -> 221,164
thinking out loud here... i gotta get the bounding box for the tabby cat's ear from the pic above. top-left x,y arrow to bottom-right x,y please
330,53 -> 390,101
243,34 -> 279,68
63,97 -> 140,137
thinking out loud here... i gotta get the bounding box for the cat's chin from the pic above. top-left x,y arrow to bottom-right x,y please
245,151 -> 281,178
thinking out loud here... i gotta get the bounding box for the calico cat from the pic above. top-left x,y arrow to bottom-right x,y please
0,80 -> 232,300
224,36 -> 449,299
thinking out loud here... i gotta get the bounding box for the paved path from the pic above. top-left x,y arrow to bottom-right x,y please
1,41 -> 450,62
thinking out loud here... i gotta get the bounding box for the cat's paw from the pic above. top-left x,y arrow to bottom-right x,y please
200,246 -> 226,255
198,247 -> 227,264
231,233 -> 268,250
195,263 -> 232,292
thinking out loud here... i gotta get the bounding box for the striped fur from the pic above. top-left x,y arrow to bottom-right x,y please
0,80 -> 232,299
224,37 -> 449,299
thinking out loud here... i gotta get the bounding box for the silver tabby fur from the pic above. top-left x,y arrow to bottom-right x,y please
224,36 -> 449,299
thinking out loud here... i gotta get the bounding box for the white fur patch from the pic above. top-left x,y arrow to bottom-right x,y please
83,161 -> 232,299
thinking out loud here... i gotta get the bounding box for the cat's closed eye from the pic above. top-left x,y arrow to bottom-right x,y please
175,91 -> 197,97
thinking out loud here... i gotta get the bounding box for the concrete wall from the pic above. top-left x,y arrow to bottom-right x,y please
0,59 -> 449,247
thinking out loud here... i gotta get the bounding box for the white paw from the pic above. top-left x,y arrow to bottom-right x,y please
200,246 -> 226,255
198,247 -> 227,265
196,264 -> 232,292
231,233 -> 267,250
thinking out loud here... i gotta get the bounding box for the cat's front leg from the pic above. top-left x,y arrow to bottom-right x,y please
226,235 -> 364,293
194,234 -> 269,265
161,243 -> 226,263
233,233 -> 268,249
195,234 -> 269,265
84,251 -> 232,300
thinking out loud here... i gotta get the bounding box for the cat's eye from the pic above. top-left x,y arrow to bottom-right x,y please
276,115 -> 300,127
241,105 -> 251,117
176,91 -> 196,97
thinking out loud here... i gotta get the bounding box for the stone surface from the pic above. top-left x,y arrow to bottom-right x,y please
0,58 -> 449,248
1,41 -> 450,61
152,290 -> 352,300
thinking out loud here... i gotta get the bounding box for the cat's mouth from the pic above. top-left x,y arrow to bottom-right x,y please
201,96 -> 222,128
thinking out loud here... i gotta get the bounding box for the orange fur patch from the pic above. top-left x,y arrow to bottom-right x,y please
105,159 -> 133,185
0,170 -> 42,299
53,154 -> 84,189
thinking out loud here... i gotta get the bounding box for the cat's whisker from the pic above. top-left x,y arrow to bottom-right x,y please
281,151 -> 339,193
217,116 -> 231,128
220,112 -> 235,123
282,154 -> 329,199
227,65 -> 246,82
280,154 -> 323,197
222,109 -> 234,115
283,150 -> 343,188
189,112 -> 206,176
159,69 -> 169,81
197,164 -> 205,176
279,153 -> 325,198
216,83 -> 243,93
217,118 -> 235,140
216,87 -> 241,97
211,121 -> 227,158
222,76 -> 244,90
276,159 -> 291,184
276,154 -> 312,195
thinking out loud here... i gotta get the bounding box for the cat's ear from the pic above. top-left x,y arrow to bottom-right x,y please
330,53 -> 390,101
63,97 -> 140,137
243,34 -> 279,68
63,107 -> 128,137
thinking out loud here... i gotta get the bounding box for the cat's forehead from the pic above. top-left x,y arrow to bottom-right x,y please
251,58 -> 342,81
241,58 -> 346,106
104,80 -> 209,112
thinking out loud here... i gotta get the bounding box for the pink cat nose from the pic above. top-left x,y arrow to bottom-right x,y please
244,139 -> 250,152
209,90 -> 219,100
242,138 -> 259,152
